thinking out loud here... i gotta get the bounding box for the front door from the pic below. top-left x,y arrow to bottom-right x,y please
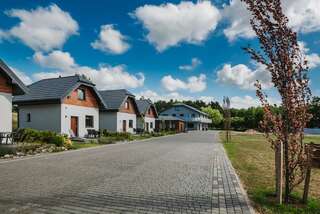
71,116 -> 78,137
146,122 -> 149,132
122,120 -> 127,132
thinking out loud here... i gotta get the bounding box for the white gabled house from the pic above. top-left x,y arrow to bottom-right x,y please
0,60 -> 28,133
13,75 -> 107,138
136,99 -> 158,132
99,89 -> 139,134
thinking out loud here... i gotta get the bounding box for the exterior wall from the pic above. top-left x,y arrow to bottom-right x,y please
18,104 -> 61,133
63,86 -> 99,108
145,106 -> 157,118
117,112 -> 136,134
119,97 -> 139,115
99,111 -> 118,132
137,116 -> 156,132
61,104 -> 99,137
160,105 -> 211,131
156,120 -> 185,133
0,92 -> 12,132
0,73 -> 13,94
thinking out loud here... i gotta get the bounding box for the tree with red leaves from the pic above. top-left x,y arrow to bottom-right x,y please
241,0 -> 312,203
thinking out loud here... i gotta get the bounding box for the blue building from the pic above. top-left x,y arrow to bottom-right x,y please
159,103 -> 211,131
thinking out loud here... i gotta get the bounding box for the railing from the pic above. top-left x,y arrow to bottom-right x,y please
0,132 -> 14,144
185,117 -> 212,123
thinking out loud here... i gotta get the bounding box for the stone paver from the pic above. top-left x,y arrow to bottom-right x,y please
0,131 -> 253,214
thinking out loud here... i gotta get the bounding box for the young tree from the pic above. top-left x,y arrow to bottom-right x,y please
201,106 -> 223,127
241,0 -> 312,203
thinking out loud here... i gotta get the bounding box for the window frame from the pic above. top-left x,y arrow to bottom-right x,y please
77,88 -> 86,101
85,115 -> 94,128
129,119 -> 133,128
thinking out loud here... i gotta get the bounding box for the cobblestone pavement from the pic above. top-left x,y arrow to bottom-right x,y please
0,131 -> 253,214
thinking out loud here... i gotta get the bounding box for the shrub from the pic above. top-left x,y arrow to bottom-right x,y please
15,128 -> 69,146
98,137 -> 116,144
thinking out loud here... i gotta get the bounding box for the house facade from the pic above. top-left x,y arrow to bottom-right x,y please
99,89 -> 139,134
159,103 -> 211,131
14,75 -> 106,138
156,115 -> 185,133
136,99 -> 158,132
0,60 -> 28,133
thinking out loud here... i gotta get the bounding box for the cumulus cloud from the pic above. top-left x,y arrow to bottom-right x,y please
179,58 -> 202,71
133,1 -> 221,51
33,51 -> 144,90
216,63 -> 272,90
161,74 -> 206,93
91,25 -> 130,54
230,95 -> 280,109
2,4 -> 78,51
298,41 -> 320,69
223,0 -> 320,41
136,89 -> 215,103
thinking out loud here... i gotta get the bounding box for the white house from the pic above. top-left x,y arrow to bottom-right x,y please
14,75 -> 107,138
0,60 -> 28,133
136,99 -> 158,132
99,89 -> 139,134
160,103 -> 212,131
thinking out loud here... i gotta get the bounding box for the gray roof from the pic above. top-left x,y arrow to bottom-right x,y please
14,75 -> 107,108
136,99 -> 158,117
0,59 -> 28,95
157,115 -> 185,122
173,103 -> 208,116
99,89 -> 135,110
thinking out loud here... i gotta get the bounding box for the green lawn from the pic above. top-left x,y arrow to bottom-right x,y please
221,132 -> 320,214
70,142 -> 102,150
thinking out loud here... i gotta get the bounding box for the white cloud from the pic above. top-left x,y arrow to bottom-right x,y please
4,4 -> 78,51
91,25 -> 130,54
230,95 -> 280,109
33,51 -> 144,90
216,63 -> 272,90
133,1 -> 221,51
161,74 -> 206,93
298,41 -> 320,69
223,0 -> 320,41
33,51 -> 75,69
0,29 -> 9,42
136,89 -> 214,103
179,58 -> 202,71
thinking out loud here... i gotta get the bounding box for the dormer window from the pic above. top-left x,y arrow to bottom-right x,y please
77,89 -> 85,100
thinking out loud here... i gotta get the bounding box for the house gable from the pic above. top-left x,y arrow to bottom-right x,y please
63,85 -> 99,108
0,71 -> 13,94
145,105 -> 157,118
119,97 -> 139,115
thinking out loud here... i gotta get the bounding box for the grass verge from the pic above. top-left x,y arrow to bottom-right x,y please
220,132 -> 320,214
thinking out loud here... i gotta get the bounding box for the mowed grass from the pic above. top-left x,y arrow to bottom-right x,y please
221,132 -> 320,214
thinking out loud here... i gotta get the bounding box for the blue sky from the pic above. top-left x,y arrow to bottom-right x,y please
0,0 -> 320,108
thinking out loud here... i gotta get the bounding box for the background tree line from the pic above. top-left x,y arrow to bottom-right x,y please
154,96 -> 320,130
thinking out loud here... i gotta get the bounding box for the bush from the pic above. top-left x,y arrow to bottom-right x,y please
101,130 -> 133,141
15,128 -> 69,146
98,137 -> 116,144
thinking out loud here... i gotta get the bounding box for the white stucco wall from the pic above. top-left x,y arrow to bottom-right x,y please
99,111 -> 118,132
18,104 -> 61,133
61,104 -> 99,137
0,92 -> 12,132
117,112 -> 136,134
137,116 -> 155,132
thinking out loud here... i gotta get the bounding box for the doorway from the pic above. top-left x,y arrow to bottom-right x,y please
71,116 -> 78,137
122,120 -> 127,132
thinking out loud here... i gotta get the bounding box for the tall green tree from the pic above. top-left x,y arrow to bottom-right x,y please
201,106 -> 223,127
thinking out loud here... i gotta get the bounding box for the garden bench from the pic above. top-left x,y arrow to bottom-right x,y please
87,129 -> 100,138
0,132 -> 13,144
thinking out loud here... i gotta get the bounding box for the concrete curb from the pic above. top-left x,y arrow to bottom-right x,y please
217,133 -> 256,214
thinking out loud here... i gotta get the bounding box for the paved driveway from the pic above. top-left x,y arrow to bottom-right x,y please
0,131 -> 252,214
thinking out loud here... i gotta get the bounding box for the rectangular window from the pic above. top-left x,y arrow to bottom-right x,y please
129,119 -> 133,128
27,113 -> 31,122
125,101 -> 129,109
180,114 -> 184,117
77,89 -> 86,100
150,122 -> 153,128
172,114 -> 176,116
85,115 -> 94,128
